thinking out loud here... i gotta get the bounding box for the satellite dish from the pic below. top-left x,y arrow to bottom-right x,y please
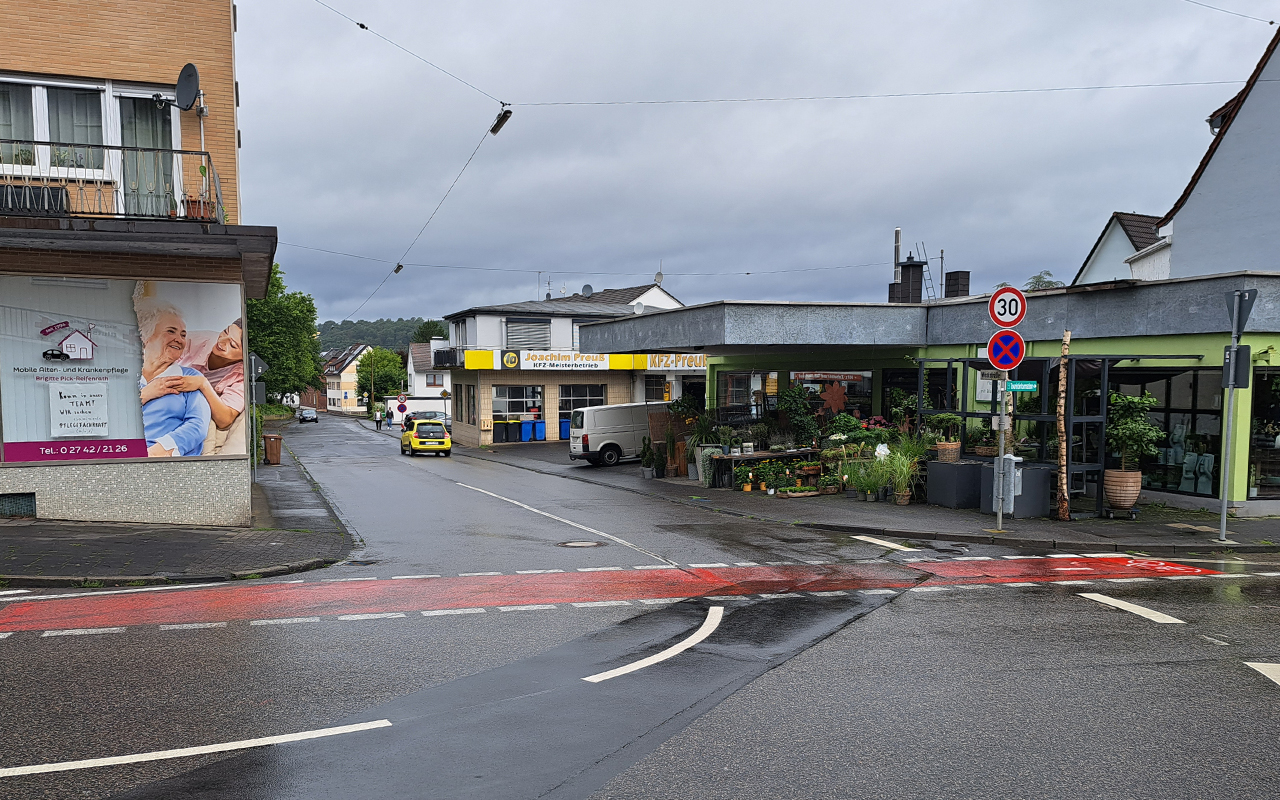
655,271 -> 663,285
633,302 -> 644,315
175,64 -> 200,111
581,284 -> 593,298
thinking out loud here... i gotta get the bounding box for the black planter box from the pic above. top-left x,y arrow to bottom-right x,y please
927,460 -> 984,509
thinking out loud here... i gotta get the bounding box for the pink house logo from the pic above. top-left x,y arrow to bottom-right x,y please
58,329 -> 95,360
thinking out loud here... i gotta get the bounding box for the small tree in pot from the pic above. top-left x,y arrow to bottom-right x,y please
1103,391 -> 1164,511
928,413 -> 963,462
639,436 -> 656,479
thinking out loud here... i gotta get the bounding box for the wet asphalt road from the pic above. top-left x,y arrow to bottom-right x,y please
0,416 -> 1277,799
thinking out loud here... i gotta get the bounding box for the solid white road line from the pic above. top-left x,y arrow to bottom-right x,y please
0,719 -> 393,777
3,583 -> 222,603
0,589 -> 31,596
249,617 -> 320,626
1078,593 -> 1185,623
1244,662 -> 1280,686
456,483 -> 676,566
1257,572 -> 1280,576
390,575 -> 441,580
41,627 -> 125,637
160,622 -> 228,630
851,535 -> 921,552
337,613 -> 406,621
422,608 -> 485,616
583,606 -> 724,683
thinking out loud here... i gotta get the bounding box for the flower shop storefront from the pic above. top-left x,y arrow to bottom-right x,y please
579,273 -> 1280,517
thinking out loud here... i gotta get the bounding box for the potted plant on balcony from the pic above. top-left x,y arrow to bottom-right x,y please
1103,391 -> 1163,513
929,413 -> 963,462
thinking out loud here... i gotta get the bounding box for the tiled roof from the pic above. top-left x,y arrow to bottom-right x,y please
443,284 -> 679,320
1160,26 -> 1280,227
408,342 -> 434,372
321,344 -> 368,375
1114,212 -> 1162,251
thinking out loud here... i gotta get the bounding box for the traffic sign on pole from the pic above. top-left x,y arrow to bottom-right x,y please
987,330 -> 1026,371
988,286 -> 1027,328
1006,380 -> 1038,392
397,393 -> 407,403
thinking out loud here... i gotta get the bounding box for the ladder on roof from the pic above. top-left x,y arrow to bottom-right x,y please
918,242 -> 937,301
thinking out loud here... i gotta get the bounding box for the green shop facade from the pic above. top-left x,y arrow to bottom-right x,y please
580,271 -> 1280,517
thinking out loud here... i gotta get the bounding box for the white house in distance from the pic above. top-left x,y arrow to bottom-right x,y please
400,340 -> 453,419
1071,212 -> 1161,285
1125,28 -> 1280,281
320,344 -> 370,414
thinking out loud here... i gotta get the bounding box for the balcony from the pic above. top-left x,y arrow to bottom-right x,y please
434,347 -> 467,368
0,138 -> 225,223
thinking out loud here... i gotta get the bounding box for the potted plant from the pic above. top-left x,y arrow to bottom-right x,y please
818,473 -> 842,495
929,413 -> 963,462
640,436 -> 655,479
1104,391 -> 1163,512
850,459 -> 885,500
730,437 -> 743,456
887,451 -> 920,505
716,425 -> 734,455
968,422 -> 998,457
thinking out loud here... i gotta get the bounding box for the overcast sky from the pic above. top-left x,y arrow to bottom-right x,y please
235,0 -> 1277,322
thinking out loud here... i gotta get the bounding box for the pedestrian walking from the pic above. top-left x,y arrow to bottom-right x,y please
375,410 -> 383,431
385,408 -> 394,428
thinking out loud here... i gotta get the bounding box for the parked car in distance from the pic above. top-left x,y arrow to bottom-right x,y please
401,410 -> 451,432
569,402 -> 653,467
297,408 -> 318,423
401,419 -> 451,456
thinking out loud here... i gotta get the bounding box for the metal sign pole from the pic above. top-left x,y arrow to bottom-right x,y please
1217,291 -> 1241,544
250,353 -> 258,484
995,373 -> 1007,531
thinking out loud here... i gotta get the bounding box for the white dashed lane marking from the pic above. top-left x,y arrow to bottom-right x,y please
337,613 -> 406,621
851,535 -> 921,552
160,622 -> 227,631
1078,593 -> 1185,624
41,627 -> 126,637
422,608 -> 485,616
498,604 -> 558,612
249,617 -> 321,626
390,575 -> 441,580
1245,662 -> 1280,687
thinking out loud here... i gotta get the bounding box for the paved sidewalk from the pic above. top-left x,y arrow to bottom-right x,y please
0,422 -> 353,587
426,436 -> 1280,554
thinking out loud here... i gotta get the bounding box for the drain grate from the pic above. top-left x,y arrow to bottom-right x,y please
345,559 -> 379,566
557,541 -> 605,548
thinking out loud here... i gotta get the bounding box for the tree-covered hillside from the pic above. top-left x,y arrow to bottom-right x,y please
317,318 -> 427,352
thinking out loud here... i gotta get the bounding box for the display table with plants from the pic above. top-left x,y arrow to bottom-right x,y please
712,449 -> 819,489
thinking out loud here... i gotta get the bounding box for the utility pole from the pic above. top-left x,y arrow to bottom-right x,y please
1057,330 -> 1071,521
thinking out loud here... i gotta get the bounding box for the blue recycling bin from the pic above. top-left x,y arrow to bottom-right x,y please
559,419 -> 570,440
521,420 -> 533,442
534,420 -> 546,441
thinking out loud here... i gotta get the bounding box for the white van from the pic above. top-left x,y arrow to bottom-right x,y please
568,402 -> 655,466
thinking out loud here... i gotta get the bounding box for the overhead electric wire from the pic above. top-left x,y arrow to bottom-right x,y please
1176,0 -> 1275,25
515,79 -> 1247,107
310,0 -> 504,104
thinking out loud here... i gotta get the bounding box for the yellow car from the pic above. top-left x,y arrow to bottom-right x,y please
401,419 -> 451,457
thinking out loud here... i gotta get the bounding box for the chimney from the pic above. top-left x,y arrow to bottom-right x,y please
893,227 -> 902,284
889,252 -> 925,303
944,271 -> 970,298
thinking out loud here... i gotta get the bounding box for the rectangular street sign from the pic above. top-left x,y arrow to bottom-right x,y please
979,370 -> 1000,381
1222,345 -> 1251,389
1006,380 -> 1038,392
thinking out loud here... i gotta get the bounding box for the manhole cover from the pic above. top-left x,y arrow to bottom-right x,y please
557,541 -> 605,548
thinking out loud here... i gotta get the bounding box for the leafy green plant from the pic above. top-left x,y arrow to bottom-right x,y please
893,431 -> 934,463
640,436 -> 655,469
818,473 -> 843,488
1106,391 -> 1164,470
748,422 -> 772,448
777,383 -> 820,445
886,451 -> 920,495
665,425 -> 678,464
716,425 -> 735,447
927,412 -> 963,441
850,458 -> 890,494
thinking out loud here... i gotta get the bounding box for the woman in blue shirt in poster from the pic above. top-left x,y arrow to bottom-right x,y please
135,300 -> 210,457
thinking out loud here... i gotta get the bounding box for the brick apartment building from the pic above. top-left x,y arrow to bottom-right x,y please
0,1 -> 276,526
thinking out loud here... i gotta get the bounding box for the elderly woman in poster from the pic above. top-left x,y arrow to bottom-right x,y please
135,299 -> 211,457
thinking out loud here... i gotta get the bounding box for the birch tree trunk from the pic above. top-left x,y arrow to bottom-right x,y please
1057,330 -> 1072,521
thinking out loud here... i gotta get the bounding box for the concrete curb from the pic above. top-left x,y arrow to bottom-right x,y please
0,558 -> 341,589
444,444 -> 1280,555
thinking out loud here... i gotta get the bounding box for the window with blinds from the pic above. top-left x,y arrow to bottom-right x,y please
505,318 -> 551,349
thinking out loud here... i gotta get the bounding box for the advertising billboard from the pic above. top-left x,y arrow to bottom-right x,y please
0,277 -> 246,463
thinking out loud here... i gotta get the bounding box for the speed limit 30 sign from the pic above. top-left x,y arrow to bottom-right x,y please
989,286 -> 1027,328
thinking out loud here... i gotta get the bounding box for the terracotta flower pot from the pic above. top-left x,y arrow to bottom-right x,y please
936,440 -> 961,463
1103,469 -> 1142,510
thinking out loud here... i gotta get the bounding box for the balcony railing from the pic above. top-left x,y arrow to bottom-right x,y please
434,347 -> 468,368
0,138 -> 226,224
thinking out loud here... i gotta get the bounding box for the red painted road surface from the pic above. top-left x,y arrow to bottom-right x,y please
0,558 -> 1219,633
